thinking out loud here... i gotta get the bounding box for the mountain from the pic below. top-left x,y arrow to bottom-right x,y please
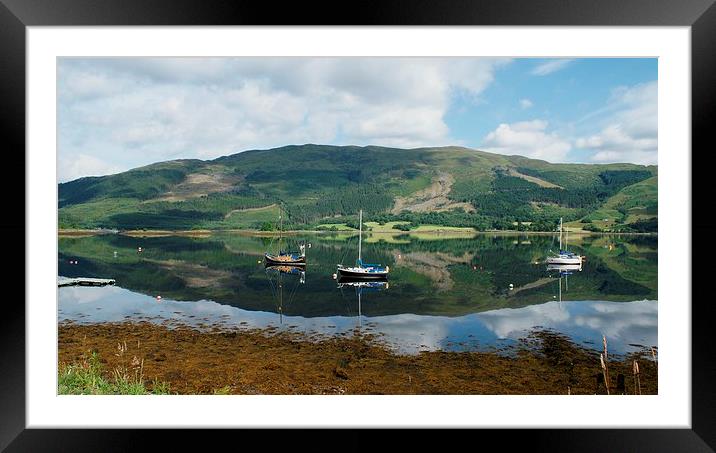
58,144 -> 658,231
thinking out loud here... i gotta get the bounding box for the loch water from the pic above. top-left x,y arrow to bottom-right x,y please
58,232 -> 657,355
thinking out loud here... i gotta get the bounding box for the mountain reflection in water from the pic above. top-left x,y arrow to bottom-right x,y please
59,232 -> 657,355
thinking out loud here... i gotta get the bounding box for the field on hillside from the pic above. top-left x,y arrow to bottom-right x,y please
59,145 -> 657,232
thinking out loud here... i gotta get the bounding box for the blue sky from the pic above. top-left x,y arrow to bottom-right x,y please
58,57 -> 657,182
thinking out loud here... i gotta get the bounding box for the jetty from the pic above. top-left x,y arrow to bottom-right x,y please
58,277 -> 116,287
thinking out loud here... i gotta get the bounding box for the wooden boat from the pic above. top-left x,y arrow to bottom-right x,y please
336,210 -> 389,280
264,248 -> 306,266
264,205 -> 306,266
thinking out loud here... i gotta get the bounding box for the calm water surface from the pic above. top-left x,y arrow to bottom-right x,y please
58,232 -> 657,355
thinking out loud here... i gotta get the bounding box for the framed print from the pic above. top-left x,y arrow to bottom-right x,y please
3,0 -> 714,450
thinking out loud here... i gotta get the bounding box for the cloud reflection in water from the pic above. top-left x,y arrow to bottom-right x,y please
59,285 -> 656,355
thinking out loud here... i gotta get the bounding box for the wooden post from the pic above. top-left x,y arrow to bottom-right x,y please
633,360 -> 642,395
602,335 -> 611,394
600,353 -> 610,395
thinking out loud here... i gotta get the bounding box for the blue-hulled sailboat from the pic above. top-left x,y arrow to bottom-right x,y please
336,210 -> 389,280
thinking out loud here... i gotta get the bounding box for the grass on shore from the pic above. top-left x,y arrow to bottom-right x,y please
58,351 -> 171,395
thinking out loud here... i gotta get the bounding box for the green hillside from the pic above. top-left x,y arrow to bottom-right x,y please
572,176 -> 657,232
59,144 -> 657,232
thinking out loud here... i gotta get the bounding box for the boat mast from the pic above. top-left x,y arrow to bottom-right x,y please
358,209 -> 362,263
278,269 -> 283,324
278,204 -> 283,252
559,275 -> 562,302
565,229 -> 569,251
559,217 -> 563,251
358,287 -> 362,328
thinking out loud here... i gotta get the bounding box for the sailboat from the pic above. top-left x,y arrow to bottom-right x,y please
546,217 -> 583,265
336,210 -> 389,280
264,205 -> 306,266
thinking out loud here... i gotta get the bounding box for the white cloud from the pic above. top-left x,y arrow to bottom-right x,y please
58,154 -> 123,182
574,81 -> 657,165
58,57 -> 510,180
519,98 -> 533,109
531,59 -> 574,76
481,120 -> 572,162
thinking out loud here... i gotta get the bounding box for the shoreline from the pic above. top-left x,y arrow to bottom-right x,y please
58,321 -> 657,395
59,228 -> 657,237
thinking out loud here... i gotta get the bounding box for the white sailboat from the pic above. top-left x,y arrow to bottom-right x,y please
336,210 -> 389,280
546,217 -> 583,265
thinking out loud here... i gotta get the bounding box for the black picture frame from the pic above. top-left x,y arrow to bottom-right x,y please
2,0 -> 713,450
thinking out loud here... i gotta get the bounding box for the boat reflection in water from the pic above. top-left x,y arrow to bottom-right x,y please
265,264 -> 305,323
546,263 -> 582,302
336,278 -> 389,328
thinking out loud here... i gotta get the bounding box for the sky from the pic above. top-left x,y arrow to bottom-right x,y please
58,57 -> 657,182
